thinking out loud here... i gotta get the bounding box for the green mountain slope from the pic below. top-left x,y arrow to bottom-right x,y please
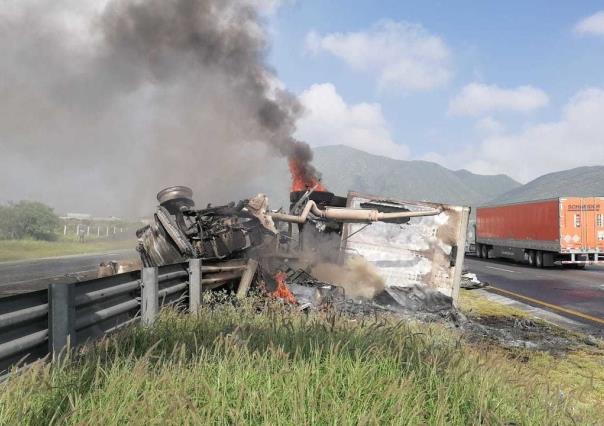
309,145 -> 520,206
493,166 -> 604,204
453,169 -> 521,202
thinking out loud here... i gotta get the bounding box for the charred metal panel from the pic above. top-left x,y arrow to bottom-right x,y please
340,192 -> 470,304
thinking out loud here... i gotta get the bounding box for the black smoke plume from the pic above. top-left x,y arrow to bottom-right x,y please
0,0 -> 318,215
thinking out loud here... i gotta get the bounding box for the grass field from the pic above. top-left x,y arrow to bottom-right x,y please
1,297 -> 602,425
0,238 -> 135,262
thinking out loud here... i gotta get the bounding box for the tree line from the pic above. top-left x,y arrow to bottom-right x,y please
0,201 -> 60,241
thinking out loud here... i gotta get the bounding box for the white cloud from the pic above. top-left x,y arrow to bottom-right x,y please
575,10 -> 604,36
306,20 -> 451,92
464,88 -> 604,182
295,83 -> 409,159
474,116 -> 504,135
449,83 -> 549,116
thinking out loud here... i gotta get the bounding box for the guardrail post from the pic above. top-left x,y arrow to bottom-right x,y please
49,282 -> 76,356
189,258 -> 202,312
141,267 -> 158,326
237,259 -> 258,299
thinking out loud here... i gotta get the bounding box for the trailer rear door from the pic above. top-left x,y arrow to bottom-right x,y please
560,197 -> 604,252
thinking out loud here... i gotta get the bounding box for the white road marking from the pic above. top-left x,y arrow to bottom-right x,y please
485,265 -> 517,273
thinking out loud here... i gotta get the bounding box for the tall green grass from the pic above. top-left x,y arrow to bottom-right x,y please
0,299 -> 596,425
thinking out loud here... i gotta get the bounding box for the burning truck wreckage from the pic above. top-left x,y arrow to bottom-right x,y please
109,162 -> 579,350
133,163 -> 474,325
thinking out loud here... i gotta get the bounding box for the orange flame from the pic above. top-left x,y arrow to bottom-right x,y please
271,272 -> 297,304
289,159 -> 326,193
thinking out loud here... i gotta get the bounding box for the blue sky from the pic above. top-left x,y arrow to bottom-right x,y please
264,1 -> 604,182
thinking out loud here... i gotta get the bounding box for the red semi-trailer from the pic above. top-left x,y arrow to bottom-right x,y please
476,197 -> 604,267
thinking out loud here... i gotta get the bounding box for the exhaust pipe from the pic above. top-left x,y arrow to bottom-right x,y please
269,200 -> 442,224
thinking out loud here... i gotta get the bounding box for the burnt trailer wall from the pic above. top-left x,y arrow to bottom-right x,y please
340,192 -> 470,304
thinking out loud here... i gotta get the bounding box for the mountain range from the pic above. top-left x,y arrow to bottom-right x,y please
285,145 -> 603,207
490,166 -> 604,204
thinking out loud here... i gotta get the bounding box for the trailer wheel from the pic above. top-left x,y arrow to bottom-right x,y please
476,244 -> 483,258
536,251 -> 544,268
528,251 -> 536,267
481,245 -> 489,259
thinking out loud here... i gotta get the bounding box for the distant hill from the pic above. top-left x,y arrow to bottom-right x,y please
250,146 -> 602,210
452,169 -> 521,202
492,166 -> 604,204
307,145 -> 520,206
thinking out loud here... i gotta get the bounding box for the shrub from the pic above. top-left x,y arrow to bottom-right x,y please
0,201 -> 59,241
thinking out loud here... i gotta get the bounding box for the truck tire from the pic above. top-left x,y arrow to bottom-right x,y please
481,245 -> 489,259
536,251 -> 544,268
528,250 -> 536,267
476,244 -> 483,258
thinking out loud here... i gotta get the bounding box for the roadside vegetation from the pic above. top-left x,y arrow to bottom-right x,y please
1,297 -> 602,425
0,201 -> 60,241
0,200 -> 137,261
0,237 -> 135,262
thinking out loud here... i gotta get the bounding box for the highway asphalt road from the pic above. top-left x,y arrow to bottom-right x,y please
465,256 -> 604,329
0,250 -> 137,297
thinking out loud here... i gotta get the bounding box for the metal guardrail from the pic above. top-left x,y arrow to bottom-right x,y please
0,258 -> 257,374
